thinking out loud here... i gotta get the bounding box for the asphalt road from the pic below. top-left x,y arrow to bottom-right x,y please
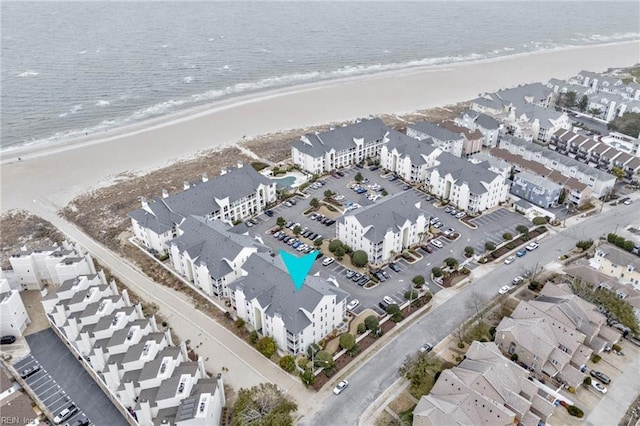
300,199 -> 639,425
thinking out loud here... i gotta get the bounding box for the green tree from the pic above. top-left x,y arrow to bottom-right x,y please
381,189 -> 388,196
607,112 -> 640,138
578,94 -> 588,112
354,172 -> 363,183
256,336 -> 277,358
300,369 -> 315,386
432,267 -> 443,278
588,107 -> 602,117
329,239 -> 344,253
364,315 -> 380,333
502,233 -> 513,241
232,383 -> 297,426
399,352 -> 443,399
323,189 -> 334,199
314,238 -> 323,247
611,166 -> 626,181
293,225 -> 302,236
314,350 -> 335,370
412,275 -> 425,286
484,241 -> 496,251
309,197 -> 320,209
404,290 -> 419,300
532,217 -> 548,225
464,246 -> 475,257
564,90 -> 577,108
516,224 -> 529,235
352,250 -> 368,267
357,323 -> 366,334
276,217 -> 286,228
386,303 -> 404,322
333,245 -> 346,259
249,330 -> 259,344
279,355 -> 296,373
339,333 -> 356,351
444,257 -> 458,269
558,188 -> 567,205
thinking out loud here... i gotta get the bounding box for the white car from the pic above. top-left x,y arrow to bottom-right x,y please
333,380 -> 349,395
504,255 -> 515,265
526,242 -> 539,251
512,276 -> 524,286
623,199 -> 632,205
346,299 -> 360,310
53,405 -> 78,424
498,285 -> 511,295
383,296 -> 395,305
591,381 -> 607,394
430,239 -> 443,249
322,257 -> 335,266
443,228 -> 455,236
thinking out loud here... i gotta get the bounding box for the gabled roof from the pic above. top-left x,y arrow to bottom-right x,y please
433,151 -> 500,195
496,82 -> 553,105
170,216 -> 255,279
596,243 -> 640,271
441,121 -> 483,140
408,121 -> 463,142
384,129 -> 438,166
228,253 -> 348,334
475,113 -> 500,130
291,118 -> 389,157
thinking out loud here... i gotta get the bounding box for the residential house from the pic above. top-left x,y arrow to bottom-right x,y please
168,216 -> 259,299
510,171 -> 562,209
0,279 -> 31,337
427,152 -> 510,214
499,136 -> 616,197
413,341 -> 556,426
335,191 -> 428,264
290,118 -> 390,174
592,243 -> 640,290
406,121 -> 465,157
228,253 -> 349,354
505,103 -> 570,143
43,271 -> 226,426
441,121 -> 483,156
468,152 -> 512,179
378,129 -> 441,183
9,241 -> 96,290
129,165 -> 277,254
455,109 -> 502,148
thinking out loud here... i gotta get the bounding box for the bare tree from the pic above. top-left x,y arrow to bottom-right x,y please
465,291 -> 489,321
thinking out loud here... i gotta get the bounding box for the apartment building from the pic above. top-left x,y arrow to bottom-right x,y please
427,152 -> 510,214
510,171 -> 562,209
413,341 -> 556,426
129,165 -> 277,254
592,243 -> 640,289
290,118 -> 390,174
0,279 -> 31,337
168,216 -> 259,299
499,135 -> 615,197
9,241 -> 96,290
228,253 -> 349,354
406,121 -> 465,157
455,109 -> 502,148
43,273 -> 225,426
378,129 -> 441,183
335,191 -> 428,264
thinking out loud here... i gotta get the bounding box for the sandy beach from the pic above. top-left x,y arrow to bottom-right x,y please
1,41 -> 639,212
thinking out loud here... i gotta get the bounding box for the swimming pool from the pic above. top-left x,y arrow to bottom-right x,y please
271,176 -> 296,188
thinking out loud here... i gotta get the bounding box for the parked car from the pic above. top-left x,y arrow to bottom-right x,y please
347,299 -> 360,310
20,365 -> 41,379
512,276 -> 524,286
369,165 -> 379,171
322,257 -> 335,266
333,380 -> 349,395
1,335 -> 16,345
383,296 -> 395,305
358,277 -> 370,286
422,245 -> 434,254
504,255 -> 515,265
449,209 -> 458,216
433,222 -> 443,229
264,210 -> 274,217
431,239 -> 444,249
590,370 -> 611,385
352,272 -> 362,282
623,199 -> 632,205
375,272 -> 386,282
309,213 -> 318,220
69,419 -> 90,426
403,185 -> 411,190
389,263 -> 401,273
284,201 -> 293,207
443,228 -> 455,236
444,206 -> 452,213
53,405 -> 78,424
516,249 -> 527,257
355,163 -> 363,168
591,381 -> 607,394
419,343 -> 433,353
389,175 -> 398,181
381,270 -> 390,280
455,212 -> 466,219
526,242 -> 539,251
498,285 -> 511,295
345,270 -> 355,279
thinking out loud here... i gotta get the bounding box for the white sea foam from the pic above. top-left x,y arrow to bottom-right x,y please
208,38 -> 215,42
59,113 -> 68,118
183,76 -> 193,83
162,44 -> 168,48
70,104 -> 83,114
18,70 -> 39,77
96,100 -> 110,107
79,50 -> 87,54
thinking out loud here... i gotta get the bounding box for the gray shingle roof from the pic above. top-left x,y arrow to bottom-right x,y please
408,121 -> 462,142
496,82 -> 552,105
514,171 -> 562,192
385,129 -> 437,165
434,151 -> 500,195
170,216 -> 256,279
228,253 -> 348,334
475,113 -> 500,130
291,118 -> 389,157
128,166 -> 273,230
174,378 -> 219,422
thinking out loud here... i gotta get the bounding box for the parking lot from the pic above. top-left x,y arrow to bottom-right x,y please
17,328 -> 127,426
255,165 -> 534,313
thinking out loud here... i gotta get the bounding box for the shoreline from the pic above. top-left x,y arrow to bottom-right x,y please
1,41 -> 639,213
2,39 -> 639,165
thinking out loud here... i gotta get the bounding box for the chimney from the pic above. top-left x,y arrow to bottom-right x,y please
122,288 -> 131,306
202,173 -> 208,182
162,189 -> 169,198
237,161 -> 243,168
140,196 -> 149,210
183,181 -> 190,190
220,168 -> 228,176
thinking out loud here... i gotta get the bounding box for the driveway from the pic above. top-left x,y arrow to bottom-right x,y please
15,328 -> 126,425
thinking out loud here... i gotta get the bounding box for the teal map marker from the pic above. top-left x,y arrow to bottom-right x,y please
279,249 -> 317,291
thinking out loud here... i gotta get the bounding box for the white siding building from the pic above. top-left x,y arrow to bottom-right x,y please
0,279 -> 31,337
406,121 -> 465,157
336,191 -> 428,264
291,118 -> 390,174
455,110 -> 502,148
427,152 -> 510,214
129,165 -> 277,254
229,253 -> 349,354
379,129 -> 441,183
168,217 -> 258,299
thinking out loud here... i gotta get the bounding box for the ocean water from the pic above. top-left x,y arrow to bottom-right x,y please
2,1 -> 639,152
